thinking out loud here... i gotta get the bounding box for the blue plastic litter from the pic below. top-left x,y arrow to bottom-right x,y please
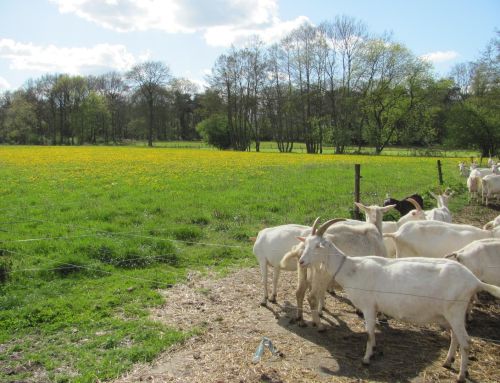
252,337 -> 279,364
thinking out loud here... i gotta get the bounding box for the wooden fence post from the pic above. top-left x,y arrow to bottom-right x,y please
437,160 -> 444,185
354,164 -> 361,219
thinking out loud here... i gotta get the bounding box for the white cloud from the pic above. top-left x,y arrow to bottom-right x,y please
0,76 -> 11,91
49,0 -> 309,47
0,38 -> 142,74
420,50 -> 459,63
204,15 -> 310,47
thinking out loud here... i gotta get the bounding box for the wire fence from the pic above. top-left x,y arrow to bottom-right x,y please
4,245 -> 499,346
3,220 -> 499,304
1,163 -> 498,350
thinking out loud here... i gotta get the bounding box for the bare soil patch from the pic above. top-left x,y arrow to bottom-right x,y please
113,208 -> 500,383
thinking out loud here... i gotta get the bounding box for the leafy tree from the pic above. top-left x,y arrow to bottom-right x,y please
360,39 -> 432,153
1,91 -> 37,144
80,92 -> 111,144
196,114 -> 230,149
447,32 -> 500,156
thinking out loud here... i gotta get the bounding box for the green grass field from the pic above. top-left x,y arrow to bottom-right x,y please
133,140 -> 481,159
0,146 -> 470,382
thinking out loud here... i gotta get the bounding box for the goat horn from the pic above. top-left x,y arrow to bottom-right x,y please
483,222 -> 494,230
406,197 -> 422,211
311,217 -> 321,235
316,218 -> 346,236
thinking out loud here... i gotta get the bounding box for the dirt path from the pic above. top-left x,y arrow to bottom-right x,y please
113,209 -> 500,383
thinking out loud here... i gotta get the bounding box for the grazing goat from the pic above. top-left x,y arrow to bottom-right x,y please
384,220 -> 500,259
297,218 -> 500,382
425,191 -> 453,223
481,174 -> 500,206
383,193 -> 424,216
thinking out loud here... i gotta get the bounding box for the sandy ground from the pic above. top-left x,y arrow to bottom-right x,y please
112,205 -> 500,383
113,242 -> 500,382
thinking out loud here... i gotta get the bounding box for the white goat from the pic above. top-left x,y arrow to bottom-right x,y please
384,220 -> 500,259
467,170 -> 482,203
445,238 -> 500,286
282,215 -> 389,330
446,238 -> 500,320
458,162 -> 469,177
425,191 -> 453,223
481,174 -> 500,206
280,203 -> 395,328
297,218 -> 500,383
252,202 -> 394,306
382,198 -> 426,257
472,164 -> 499,178
252,224 -> 311,305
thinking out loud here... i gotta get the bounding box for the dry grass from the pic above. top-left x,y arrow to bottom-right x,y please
112,207 -> 500,383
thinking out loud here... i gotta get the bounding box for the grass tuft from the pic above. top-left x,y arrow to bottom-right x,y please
172,226 -> 203,242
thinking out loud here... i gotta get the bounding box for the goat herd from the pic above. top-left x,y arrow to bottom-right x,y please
252,160 -> 500,383
461,157 -> 500,205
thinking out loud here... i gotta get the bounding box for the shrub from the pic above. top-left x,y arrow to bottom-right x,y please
195,114 -> 231,150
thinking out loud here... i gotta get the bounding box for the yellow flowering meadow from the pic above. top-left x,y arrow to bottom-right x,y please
0,145 -> 466,199
0,145 -> 460,169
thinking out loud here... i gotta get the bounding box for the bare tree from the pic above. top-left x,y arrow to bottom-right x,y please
450,62 -> 476,98
98,72 -> 129,143
127,61 -> 171,146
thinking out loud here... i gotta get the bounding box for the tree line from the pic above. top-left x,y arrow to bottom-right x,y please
0,17 -> 498,155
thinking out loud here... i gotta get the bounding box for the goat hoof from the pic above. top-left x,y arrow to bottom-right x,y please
260,301 -> 267,307
269,297 -> 277,304
443,361 -> 453,369
297,320 -> 307,328
362,359 -> 370,366
456,375 -> 466,383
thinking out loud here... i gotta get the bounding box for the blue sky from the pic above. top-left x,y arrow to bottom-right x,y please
0,0 -> 498,92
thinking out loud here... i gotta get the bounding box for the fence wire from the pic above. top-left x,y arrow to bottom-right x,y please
1,162 -> 498,350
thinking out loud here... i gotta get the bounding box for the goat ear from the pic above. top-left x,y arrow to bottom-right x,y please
381,204 -> 396,213
354,202 -> 366,212
296,236 -> 306,242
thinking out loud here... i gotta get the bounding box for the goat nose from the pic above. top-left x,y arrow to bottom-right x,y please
299,260 -> 304,265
